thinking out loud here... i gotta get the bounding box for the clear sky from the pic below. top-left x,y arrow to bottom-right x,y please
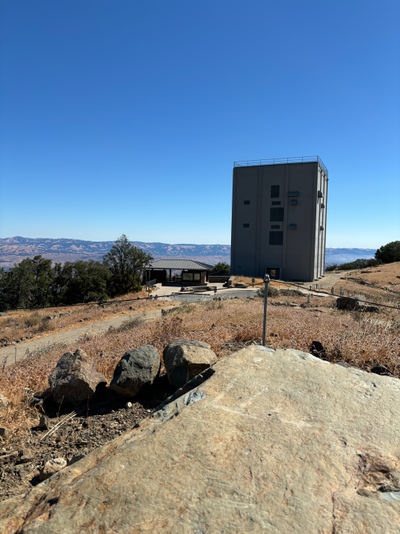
1,0 -> 399,248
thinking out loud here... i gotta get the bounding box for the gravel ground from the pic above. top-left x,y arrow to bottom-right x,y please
0,376 -> 175,502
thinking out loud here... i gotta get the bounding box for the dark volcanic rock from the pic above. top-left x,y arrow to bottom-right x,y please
110,345 -> 160,399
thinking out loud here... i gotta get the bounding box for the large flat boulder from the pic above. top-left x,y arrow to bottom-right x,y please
1,346 -> 400,533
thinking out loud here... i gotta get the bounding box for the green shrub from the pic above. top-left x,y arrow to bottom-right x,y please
375,241 -> 400,264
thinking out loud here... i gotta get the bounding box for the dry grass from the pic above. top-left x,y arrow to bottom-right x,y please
332,279 -> 400,307
233,275 -> 290,290
332,262 -> 400,305
1,295 -> 399,443
0,290 -> 178,346
348,262 -> 400,292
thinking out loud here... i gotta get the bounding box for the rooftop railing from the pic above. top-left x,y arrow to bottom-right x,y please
233,156 -> 328,176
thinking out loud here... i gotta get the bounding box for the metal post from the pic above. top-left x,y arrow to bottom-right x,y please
307,294 -> 311,304
262,275 -> 270,347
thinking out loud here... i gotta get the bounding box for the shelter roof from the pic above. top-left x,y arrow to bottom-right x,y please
148,259 -> 214,271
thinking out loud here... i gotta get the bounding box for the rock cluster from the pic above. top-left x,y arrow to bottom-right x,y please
48,339 -> 217,405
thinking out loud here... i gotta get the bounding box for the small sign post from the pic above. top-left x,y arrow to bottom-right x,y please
262,274 -> 270,347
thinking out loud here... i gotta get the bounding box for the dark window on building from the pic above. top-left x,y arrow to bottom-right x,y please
290,199 -> 298,205
288,191 -> 299,197
270,207 -> 284,222
271,225 -> 280,229
271,185 -> 280,198
272,201 -> 281,206
243,223 -> 249,228
269,231 -> 283,245
244,200 -> 250,205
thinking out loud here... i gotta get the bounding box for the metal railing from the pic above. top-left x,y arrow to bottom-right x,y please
234,156 -> 329,177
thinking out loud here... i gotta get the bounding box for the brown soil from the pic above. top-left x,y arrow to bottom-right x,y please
0,378 -> 175,502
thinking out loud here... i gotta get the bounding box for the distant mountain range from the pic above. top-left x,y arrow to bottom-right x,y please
0,237 -> 376,269
0,237 -> 231,269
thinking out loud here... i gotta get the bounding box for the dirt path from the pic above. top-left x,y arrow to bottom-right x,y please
0,309 -> 165,367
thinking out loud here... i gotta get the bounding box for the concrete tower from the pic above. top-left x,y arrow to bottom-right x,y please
230,156 -> 328,282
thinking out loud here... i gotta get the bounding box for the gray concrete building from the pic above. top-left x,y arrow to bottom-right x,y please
230,156 -> 328,282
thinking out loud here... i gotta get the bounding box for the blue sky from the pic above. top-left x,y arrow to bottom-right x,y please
1,0 -> 399,248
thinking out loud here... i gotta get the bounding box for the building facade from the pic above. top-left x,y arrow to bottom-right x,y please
230,157 -> 328,282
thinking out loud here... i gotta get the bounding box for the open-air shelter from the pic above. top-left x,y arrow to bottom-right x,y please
147,259 -> 214,286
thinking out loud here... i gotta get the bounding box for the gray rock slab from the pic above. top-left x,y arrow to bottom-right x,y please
1,346 -> 400,533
